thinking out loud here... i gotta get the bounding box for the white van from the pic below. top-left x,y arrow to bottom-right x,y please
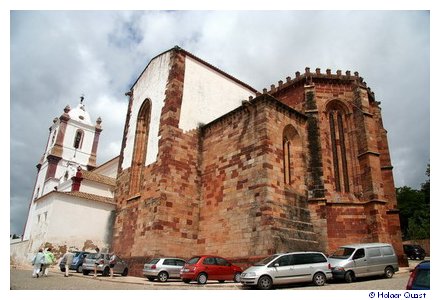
328,243 -> 399,283
240,252 -> 332,289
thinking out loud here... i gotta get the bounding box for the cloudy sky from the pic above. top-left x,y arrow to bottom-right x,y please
9,10 -> 430,235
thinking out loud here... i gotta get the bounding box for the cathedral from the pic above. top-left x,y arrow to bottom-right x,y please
111,46 -> 405,274
17,46 -> 406,274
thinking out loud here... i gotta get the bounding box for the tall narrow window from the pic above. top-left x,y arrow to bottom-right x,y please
73,130 -> 84,149
282,125 -> 305,194
327,101 -> 350,192
130,99 -> 152,194
283,138 -> 291,184
51,130 -> 57,146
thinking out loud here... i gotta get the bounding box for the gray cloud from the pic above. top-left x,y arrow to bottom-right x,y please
10,11 -> 429,234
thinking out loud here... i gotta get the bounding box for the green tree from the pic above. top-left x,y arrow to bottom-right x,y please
396,164 -> 430,240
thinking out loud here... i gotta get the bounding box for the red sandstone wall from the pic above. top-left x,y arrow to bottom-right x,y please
198,101 -> 273,258
113,56 -> 407,275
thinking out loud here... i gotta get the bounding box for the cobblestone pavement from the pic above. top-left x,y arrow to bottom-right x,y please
10,260 -> 420,290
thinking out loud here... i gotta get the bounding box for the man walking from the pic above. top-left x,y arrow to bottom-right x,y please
61,250 -> 75,277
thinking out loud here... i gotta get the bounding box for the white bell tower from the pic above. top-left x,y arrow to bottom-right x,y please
22,97 -> 102,240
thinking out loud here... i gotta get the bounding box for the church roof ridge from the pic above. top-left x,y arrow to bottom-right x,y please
81,170 -> 116,186
33,190 -> 115,205
130,46 -> 258,93
65,191 -> 115,205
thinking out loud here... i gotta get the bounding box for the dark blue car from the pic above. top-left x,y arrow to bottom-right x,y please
59,251 -> 90,273
406,260 -> 430,290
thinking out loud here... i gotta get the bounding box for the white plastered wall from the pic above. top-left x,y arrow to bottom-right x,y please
121,52 -> 171,169
21,193 -> 115,263
179,56 -> 256,131
94,158 -> 118,178
80,180 -> 114,198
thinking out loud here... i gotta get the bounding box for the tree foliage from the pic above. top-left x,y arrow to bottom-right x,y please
396,164 -> 430,240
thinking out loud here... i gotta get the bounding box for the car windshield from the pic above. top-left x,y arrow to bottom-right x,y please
330,247 -> 355,259
73,252 -> 82,257
147,258 -> 160,264
414,269 -> 430,288
254,255 -> 280,266
86,253 -> 100,259
187,257 -> 200,265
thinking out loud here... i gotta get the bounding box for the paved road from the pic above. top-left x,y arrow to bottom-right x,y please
10,266 -> 410,290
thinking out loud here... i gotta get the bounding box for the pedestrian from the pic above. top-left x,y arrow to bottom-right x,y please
61,249 -> 75,277
31,249 -> 45,278
41,247 -> 56,276
93,247 -> 100,278
109,252 -> 117,278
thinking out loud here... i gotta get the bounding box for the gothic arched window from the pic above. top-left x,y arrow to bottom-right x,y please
73,130 -> 84,149
130,99 -> 152,194
327,101 -> 350,193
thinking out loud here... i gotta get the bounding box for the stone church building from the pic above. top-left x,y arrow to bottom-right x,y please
15,46 -> 405,273
111,46 -> 405,274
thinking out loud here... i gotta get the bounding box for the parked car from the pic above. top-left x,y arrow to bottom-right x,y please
59,251 -> 90,273
180,255 -> 242,284
240,252 -> 332,289
143,257 -> 186,282
403,245 -> 426,260
406,260 -> 430,290
328,243 -> 399,283
82,253 -> 129,277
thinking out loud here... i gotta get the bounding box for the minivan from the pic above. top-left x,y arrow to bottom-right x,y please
328,243 -> 399,283
240,252 -> 332,289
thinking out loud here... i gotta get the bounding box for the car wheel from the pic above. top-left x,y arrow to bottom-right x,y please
313,272 -> 326,286
234,272 -> 241,283
384,266 -> 394,279
257,275 -> 273,290
158,271 -> 169,282
77,265 -> 83,273
60,267 -> 66,272
344,271 -> 355,283
82,270 -> 90,275
197,273 -> 208,284
122,268 -> 128,277
182,279 -> 191,283
102,267 -> 110,277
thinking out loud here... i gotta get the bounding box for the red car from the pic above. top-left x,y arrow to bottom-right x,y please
180,255 -> 242,284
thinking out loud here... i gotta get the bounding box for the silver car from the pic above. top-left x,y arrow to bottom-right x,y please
143,257 -> 186,282
82,253 -> 129,277
241,252 -> 332,289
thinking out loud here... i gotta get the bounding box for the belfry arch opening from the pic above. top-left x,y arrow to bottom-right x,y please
282,124 -> 305,194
